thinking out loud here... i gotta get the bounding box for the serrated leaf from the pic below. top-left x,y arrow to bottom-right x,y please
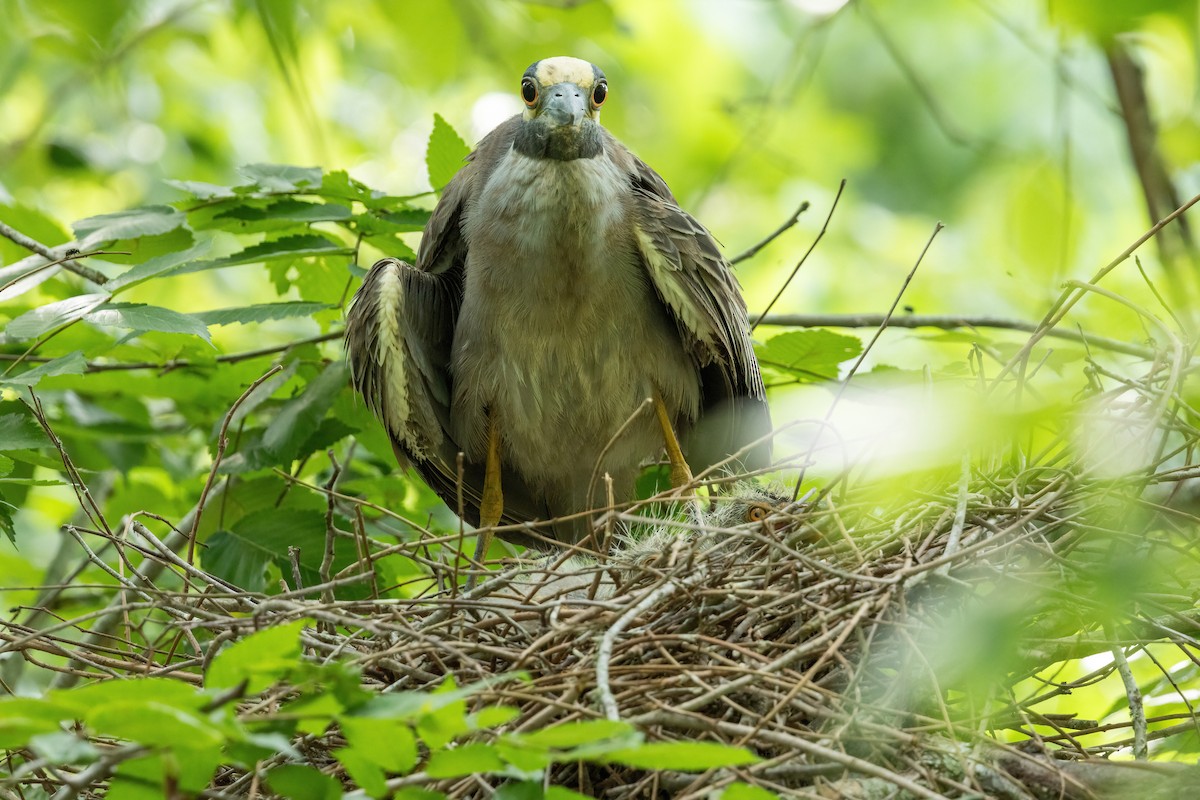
238,163 -> 322,192
197,301 -> 332,326
178,234 -> 352,276
205,508 -> 331,592
603,741 -> 760,770
0,454 -> 13,477
213,199 -> 352,232
85,302 -> 211,343
164,179 -> 234,199
73,205 -> 185,245
107,243 -> 210,292
427,113 -> 470,191
206,619 -> 307,692
0,351 -> 87,386
5,293 -> 110,340
755,329 -> 862,382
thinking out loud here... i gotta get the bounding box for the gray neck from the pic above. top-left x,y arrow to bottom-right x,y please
512,119 -> 604,161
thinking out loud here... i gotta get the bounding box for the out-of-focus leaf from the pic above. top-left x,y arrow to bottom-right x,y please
427,113 -> 470,191
340,717 -> 418,774
28,730 -> 98,764
261,360 -> 348,462
238,163 -> 322,192
755,329 -> 862,382
198,301 -> 331,326
5,293 -> 110,340
206,619 -> 307,692
1051,0 -> 1195,41
72,206 -> 186,245
425,743 -> 506,778
0,351 -> 87,386
267,764 -> 342,800
0,412 -> 48,449
0,204 -> 69,264
85,302 -> 211,343
720,784 -> 780,799
602,741 -> 760,770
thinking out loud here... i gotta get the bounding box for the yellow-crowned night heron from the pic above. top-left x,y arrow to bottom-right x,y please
346,56 -> 771,550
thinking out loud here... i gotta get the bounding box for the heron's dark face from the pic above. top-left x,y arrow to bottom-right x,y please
513,56 -> 607,161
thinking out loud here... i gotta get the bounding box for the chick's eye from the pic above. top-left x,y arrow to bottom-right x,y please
521,79 -> 538,106
592,81 -> 608,107
747,505 -> 770,523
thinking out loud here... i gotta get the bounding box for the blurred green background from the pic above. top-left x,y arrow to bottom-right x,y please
3,0 -> 1196,326
1,0 -> 1199,769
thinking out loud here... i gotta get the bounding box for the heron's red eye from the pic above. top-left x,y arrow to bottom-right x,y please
521,79 -> 539,107
747,505 -> 770,523
592,80 -> 608,108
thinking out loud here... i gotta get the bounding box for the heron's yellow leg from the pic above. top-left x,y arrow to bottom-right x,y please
653,390 -> 693,489
469,414 -> 503,587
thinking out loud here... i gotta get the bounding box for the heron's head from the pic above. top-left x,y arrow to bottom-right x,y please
514,56 -> 607,160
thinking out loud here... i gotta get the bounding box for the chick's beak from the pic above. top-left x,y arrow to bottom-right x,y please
540,82 -> 588,127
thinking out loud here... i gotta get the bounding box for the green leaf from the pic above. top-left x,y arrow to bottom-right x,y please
720,784 -> 780,800
73,205 -> 186,245
164,179 -> 234,199
336,747 -> 388,797
5,293 -> 110,339
261,360 -> 349,462
214,198 -> 353,231
513,720 -> 634,749
107,243 -> 210,292
426,113 -> 470,191
0,454 -> 12,477
88,702 -> 223,751
267,765 -> 342,800
395,790 -> 446,800
0,351 -> 87,386
197,301 -> 332,326
424,743 -> 506,778
603,741 -> 761,771
340,717 -> 418,773
545,788 -> 594,800
238,163 -> 323,192
180,234 -> 352,275
206,619 -> 308,693
494,783 -> 544,800
85,302 -> 211,343
0,204 -> 69,265
29,730 -> 99,764
205,508 -> 328,592
755,329 -> 862,382
0,412 -> 48,449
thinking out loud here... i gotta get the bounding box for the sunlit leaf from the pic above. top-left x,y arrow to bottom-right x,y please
0,351 -> 86,386
206,619 -> 308,693
197,301 -> 331,326
425,743 -> 505,778
238,163 -> 322,192
427,113 -> 470,191
73,205 -> 186,245
85,302 -> 211,343
5,293 -> 110,340
602,741 -> 760,770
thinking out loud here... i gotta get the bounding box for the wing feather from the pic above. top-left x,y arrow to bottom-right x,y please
621,148 -> 773,469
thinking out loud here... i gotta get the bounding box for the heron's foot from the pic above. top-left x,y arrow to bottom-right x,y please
653,391 -> 694,491
467,415 -> 504,590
